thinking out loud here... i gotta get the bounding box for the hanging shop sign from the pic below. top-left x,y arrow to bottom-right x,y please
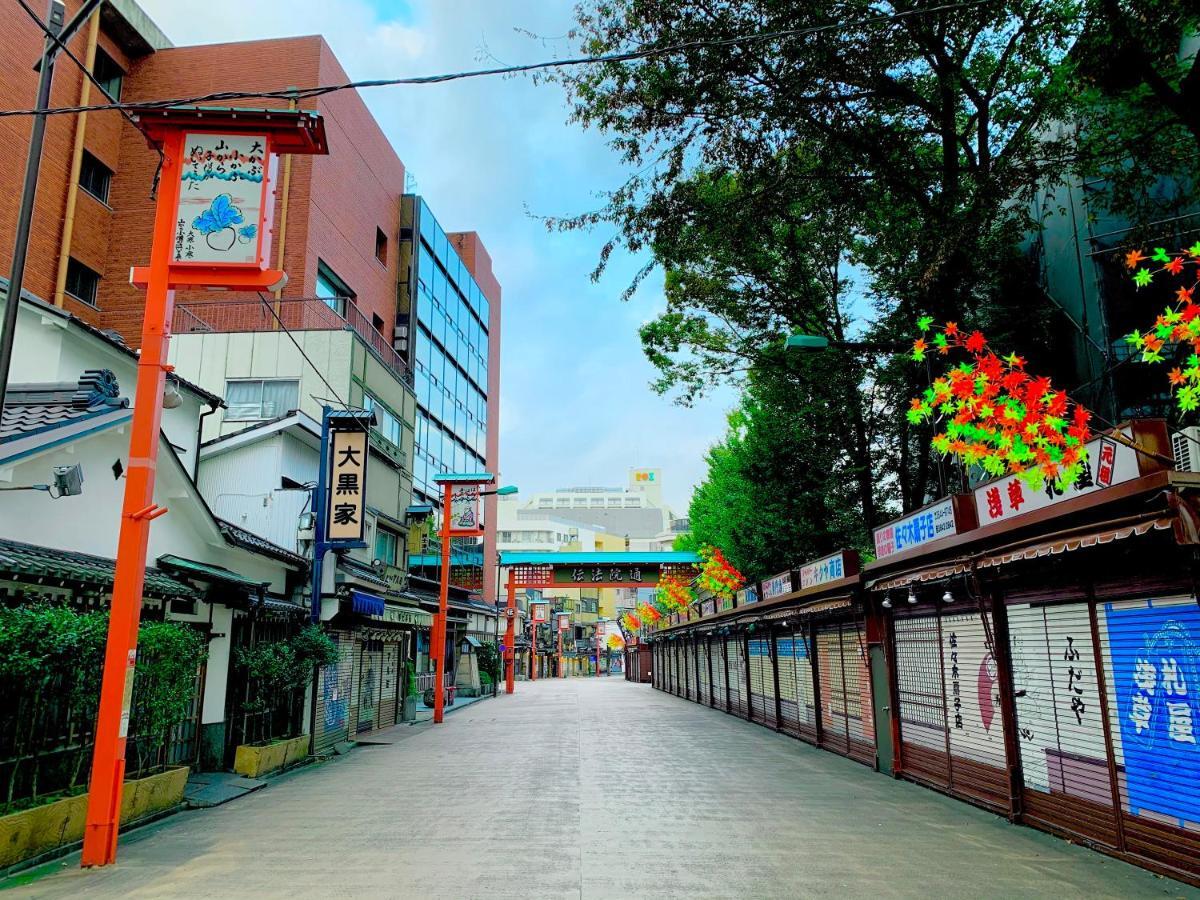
449,484 -> 482,534
873,496 -> 975,559
530,601 -> 549,624
556,612 -> 570,632
761,571 -> 794,601
798,550 -> 860,591
974,431 -> 1141,527
326,428 -> 368,544
382,605 -> 433,628
175,133 -> 276,268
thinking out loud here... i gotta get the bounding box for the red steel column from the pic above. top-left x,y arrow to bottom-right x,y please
82,130 -> 183,867
504,579 -> 516,694
432,480 -> 453,723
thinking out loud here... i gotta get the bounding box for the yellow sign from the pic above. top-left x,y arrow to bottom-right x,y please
327,429 -> 368,543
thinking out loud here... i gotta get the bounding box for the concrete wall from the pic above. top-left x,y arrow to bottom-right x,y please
169,328 -> 354,441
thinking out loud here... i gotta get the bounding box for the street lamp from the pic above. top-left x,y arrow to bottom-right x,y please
786,332 -> 947,496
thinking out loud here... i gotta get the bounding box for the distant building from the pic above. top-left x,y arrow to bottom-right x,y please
521,468 -> 682,544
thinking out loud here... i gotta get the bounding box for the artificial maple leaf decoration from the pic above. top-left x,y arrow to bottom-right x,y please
1124,246 -> 1200,414
910,319 -> 1094,487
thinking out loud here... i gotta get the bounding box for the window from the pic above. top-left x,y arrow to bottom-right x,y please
375,227 -> 388,264
64,258 -> 100,306
315,260 -> 354,310
93,49 -> 123,100
374,527 -> 399,567
79,150 -> 112,203
224,379 -> 299,421
363,393 -> 403,449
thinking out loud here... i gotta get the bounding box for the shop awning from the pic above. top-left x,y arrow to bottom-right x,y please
866,513 -> 1177,591
350,590 -> 385,617
462,635 -> 483,648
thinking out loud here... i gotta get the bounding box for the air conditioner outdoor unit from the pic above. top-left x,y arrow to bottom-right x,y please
1171,426 -> 1200,472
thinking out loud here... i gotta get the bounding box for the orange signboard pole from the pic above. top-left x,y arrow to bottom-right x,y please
81,130 -> 184,867
504,579 -> 516,694
432,479 -> 453,723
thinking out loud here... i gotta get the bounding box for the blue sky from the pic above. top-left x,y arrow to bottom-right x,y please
141,0 -> 735,515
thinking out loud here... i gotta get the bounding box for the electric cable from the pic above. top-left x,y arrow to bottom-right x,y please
0,0 -> 1000,119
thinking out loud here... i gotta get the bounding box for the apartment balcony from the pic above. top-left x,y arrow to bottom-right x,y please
172,297 -> 412,387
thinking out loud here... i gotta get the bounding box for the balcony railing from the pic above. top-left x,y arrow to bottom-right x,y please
172,297 -> 413,387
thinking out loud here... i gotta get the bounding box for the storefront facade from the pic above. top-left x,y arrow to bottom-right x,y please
645,421 -> 1200,885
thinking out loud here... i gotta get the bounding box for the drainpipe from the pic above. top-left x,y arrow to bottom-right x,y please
270,90 -> 298,316
52,8 -> 100,309
194,397 -> 221,478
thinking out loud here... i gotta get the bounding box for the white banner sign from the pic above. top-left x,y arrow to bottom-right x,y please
449,484 -> 481,533
326,429 -> 368,543
761,571 -> 793,600
874,497 -> 959,559
973,434 -> 1139,528
799,552 -> 847,590
175,133 -> 269,265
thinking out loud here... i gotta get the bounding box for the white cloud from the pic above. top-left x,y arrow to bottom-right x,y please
137,0 -> 735,515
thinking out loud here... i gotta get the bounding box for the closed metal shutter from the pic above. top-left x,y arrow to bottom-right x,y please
727,634 -> 747,718
894,609 -> 1008,807
1008,601 -> 1119,845
941,610 -> 1008,807
842,623 -> 875,764
698,637 -> 711,704
313,631 -> 354,755
711,636 -> 727,710
1097,595 -> 1200,879
671,642 -> 680,695
347,638 -> 365,736
816,620 -> 874,763
817,623 -> 850,756
895,613 -> 952,788
684,638 -> 695,701
748,636 -> 777,728
777,625 -> 818,743
378,642 -> 400,729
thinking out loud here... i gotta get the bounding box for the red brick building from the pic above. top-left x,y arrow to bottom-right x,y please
0,0 -> 503,603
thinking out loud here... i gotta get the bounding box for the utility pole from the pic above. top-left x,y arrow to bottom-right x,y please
0,0 -> 102,410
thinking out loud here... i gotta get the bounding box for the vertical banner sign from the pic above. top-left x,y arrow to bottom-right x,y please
327,429 -> 368,543
531,602 -> 548,624
176,134 -> 274,267
449,484 -> 482,533
557,612 -> 570,631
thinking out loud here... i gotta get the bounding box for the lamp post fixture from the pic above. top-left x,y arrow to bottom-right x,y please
432,474 -> 514,723
786,332 -> 946,497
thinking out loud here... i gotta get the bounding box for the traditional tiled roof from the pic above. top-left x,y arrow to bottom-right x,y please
0,537 -> 199,599
217,519 -> 308,568
0,370 -> 129,443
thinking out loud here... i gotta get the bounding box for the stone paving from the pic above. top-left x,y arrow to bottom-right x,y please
5,678 -> 1195,899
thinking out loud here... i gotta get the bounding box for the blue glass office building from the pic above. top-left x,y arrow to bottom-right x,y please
397,195 -> 493,505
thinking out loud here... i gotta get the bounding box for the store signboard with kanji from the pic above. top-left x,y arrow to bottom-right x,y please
552,564 -> 662,585
175,133 -> 275,268
449,484 -> 482,535
874,497 -> 963,559
761,571 -> 793,601
326,429 -> 368,544
531,602 -> 549,623
799,550 -> 859,590
973,432 -> 1139,528
556,612 -> 570,631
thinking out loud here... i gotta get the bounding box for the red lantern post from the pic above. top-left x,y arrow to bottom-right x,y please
81,108 -> 326,867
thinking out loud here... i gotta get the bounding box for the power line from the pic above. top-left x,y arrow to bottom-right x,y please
0,0 -> 999,119
11,0 -> 163,171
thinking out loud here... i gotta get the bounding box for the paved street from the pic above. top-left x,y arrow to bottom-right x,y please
7,678 -> 1194,900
